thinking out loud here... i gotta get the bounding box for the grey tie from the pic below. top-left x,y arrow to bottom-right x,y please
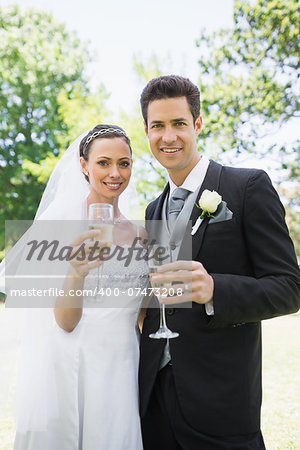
168,187 -> 190,232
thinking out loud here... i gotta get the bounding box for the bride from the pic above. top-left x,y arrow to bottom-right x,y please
6,124 -> 147,450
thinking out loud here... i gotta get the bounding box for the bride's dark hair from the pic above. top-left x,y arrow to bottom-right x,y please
80,124 -> 132,161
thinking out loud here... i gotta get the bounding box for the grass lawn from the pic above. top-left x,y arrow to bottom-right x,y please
0,304 -> 299,449
261,313 -> 300,449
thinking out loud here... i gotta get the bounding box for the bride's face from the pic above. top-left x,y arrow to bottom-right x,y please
80,137 -> 133,203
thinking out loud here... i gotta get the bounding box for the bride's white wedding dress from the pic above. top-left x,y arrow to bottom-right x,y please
14,244 -> 148,450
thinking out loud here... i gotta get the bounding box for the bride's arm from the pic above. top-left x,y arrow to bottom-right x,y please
54,230 -> 102,332
54,267 -> 85,332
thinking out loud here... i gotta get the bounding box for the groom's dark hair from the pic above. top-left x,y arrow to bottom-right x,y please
140,75 -> 201,126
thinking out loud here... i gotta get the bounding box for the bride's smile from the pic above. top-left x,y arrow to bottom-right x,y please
80,137 -> 133,204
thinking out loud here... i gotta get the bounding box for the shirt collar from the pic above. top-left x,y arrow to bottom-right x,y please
168,155 -> 210,197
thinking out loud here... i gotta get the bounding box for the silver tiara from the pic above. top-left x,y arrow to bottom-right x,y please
83,128 -> 127,152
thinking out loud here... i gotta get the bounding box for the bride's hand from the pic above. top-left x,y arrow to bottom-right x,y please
68,230 -> 108,278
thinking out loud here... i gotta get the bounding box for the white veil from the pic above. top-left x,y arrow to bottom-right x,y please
35,132 -> 90,221
0,127 -> 141,434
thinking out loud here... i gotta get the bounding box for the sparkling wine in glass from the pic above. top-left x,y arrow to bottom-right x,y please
148,244 -> 179,339
88,223 -> 114,245
88,203 -> 114,295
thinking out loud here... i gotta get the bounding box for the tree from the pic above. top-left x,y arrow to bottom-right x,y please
195,0 -> 299,174
0,6 -> 109,253
195,0 -> 299,256
23,84 -> 110,184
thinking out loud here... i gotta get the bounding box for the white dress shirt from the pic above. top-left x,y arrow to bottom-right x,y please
168,155 -> 210,199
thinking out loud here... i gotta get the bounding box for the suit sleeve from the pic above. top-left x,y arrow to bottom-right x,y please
209,170 -> 300,328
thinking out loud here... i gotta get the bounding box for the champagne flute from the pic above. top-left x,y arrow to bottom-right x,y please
88,203 -> 114,296
148,244 -> 179,339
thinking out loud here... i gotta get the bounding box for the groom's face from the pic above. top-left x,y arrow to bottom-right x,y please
145,96 -> 202,184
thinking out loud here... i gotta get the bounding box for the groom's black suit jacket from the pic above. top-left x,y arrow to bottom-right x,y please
139,160 -> 300,436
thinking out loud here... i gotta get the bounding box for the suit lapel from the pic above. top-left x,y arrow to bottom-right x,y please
179,160 -> 223,260
148,161 -> 223,260
151,183 -> 169,220
146,184 -> 170,243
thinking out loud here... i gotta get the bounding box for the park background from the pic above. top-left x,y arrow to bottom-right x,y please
0,0 -> 299,448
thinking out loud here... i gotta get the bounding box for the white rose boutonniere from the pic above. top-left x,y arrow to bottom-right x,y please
191,190 -> 232,236
197,189 -> 222,219
191,190 -> 223,236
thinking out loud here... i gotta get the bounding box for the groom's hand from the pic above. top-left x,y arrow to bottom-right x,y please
150,260 -> 214,305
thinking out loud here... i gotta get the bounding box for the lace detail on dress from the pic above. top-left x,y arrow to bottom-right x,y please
83,244 -> 149,308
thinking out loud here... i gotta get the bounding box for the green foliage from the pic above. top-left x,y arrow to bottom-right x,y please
56,83 -> 111,149
0,6 -> 109,252
22,154 -> 59,184
195,0 -> 299,252
133,53 -> 163,82
196,0 -> 299,177
21,84 -> 111,184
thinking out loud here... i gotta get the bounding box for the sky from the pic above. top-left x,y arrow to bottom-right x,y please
0,0 -> 235,113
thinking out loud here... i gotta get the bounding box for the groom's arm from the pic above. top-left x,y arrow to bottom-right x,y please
153,171 -> 300,327
208,170 -> 300,327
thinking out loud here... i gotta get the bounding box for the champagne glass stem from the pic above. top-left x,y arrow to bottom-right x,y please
161,303 -> 167,329
148,244 -> 179,339
158,297 -> 163,328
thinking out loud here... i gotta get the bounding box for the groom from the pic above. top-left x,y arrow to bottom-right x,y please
139,75 -> 300,450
